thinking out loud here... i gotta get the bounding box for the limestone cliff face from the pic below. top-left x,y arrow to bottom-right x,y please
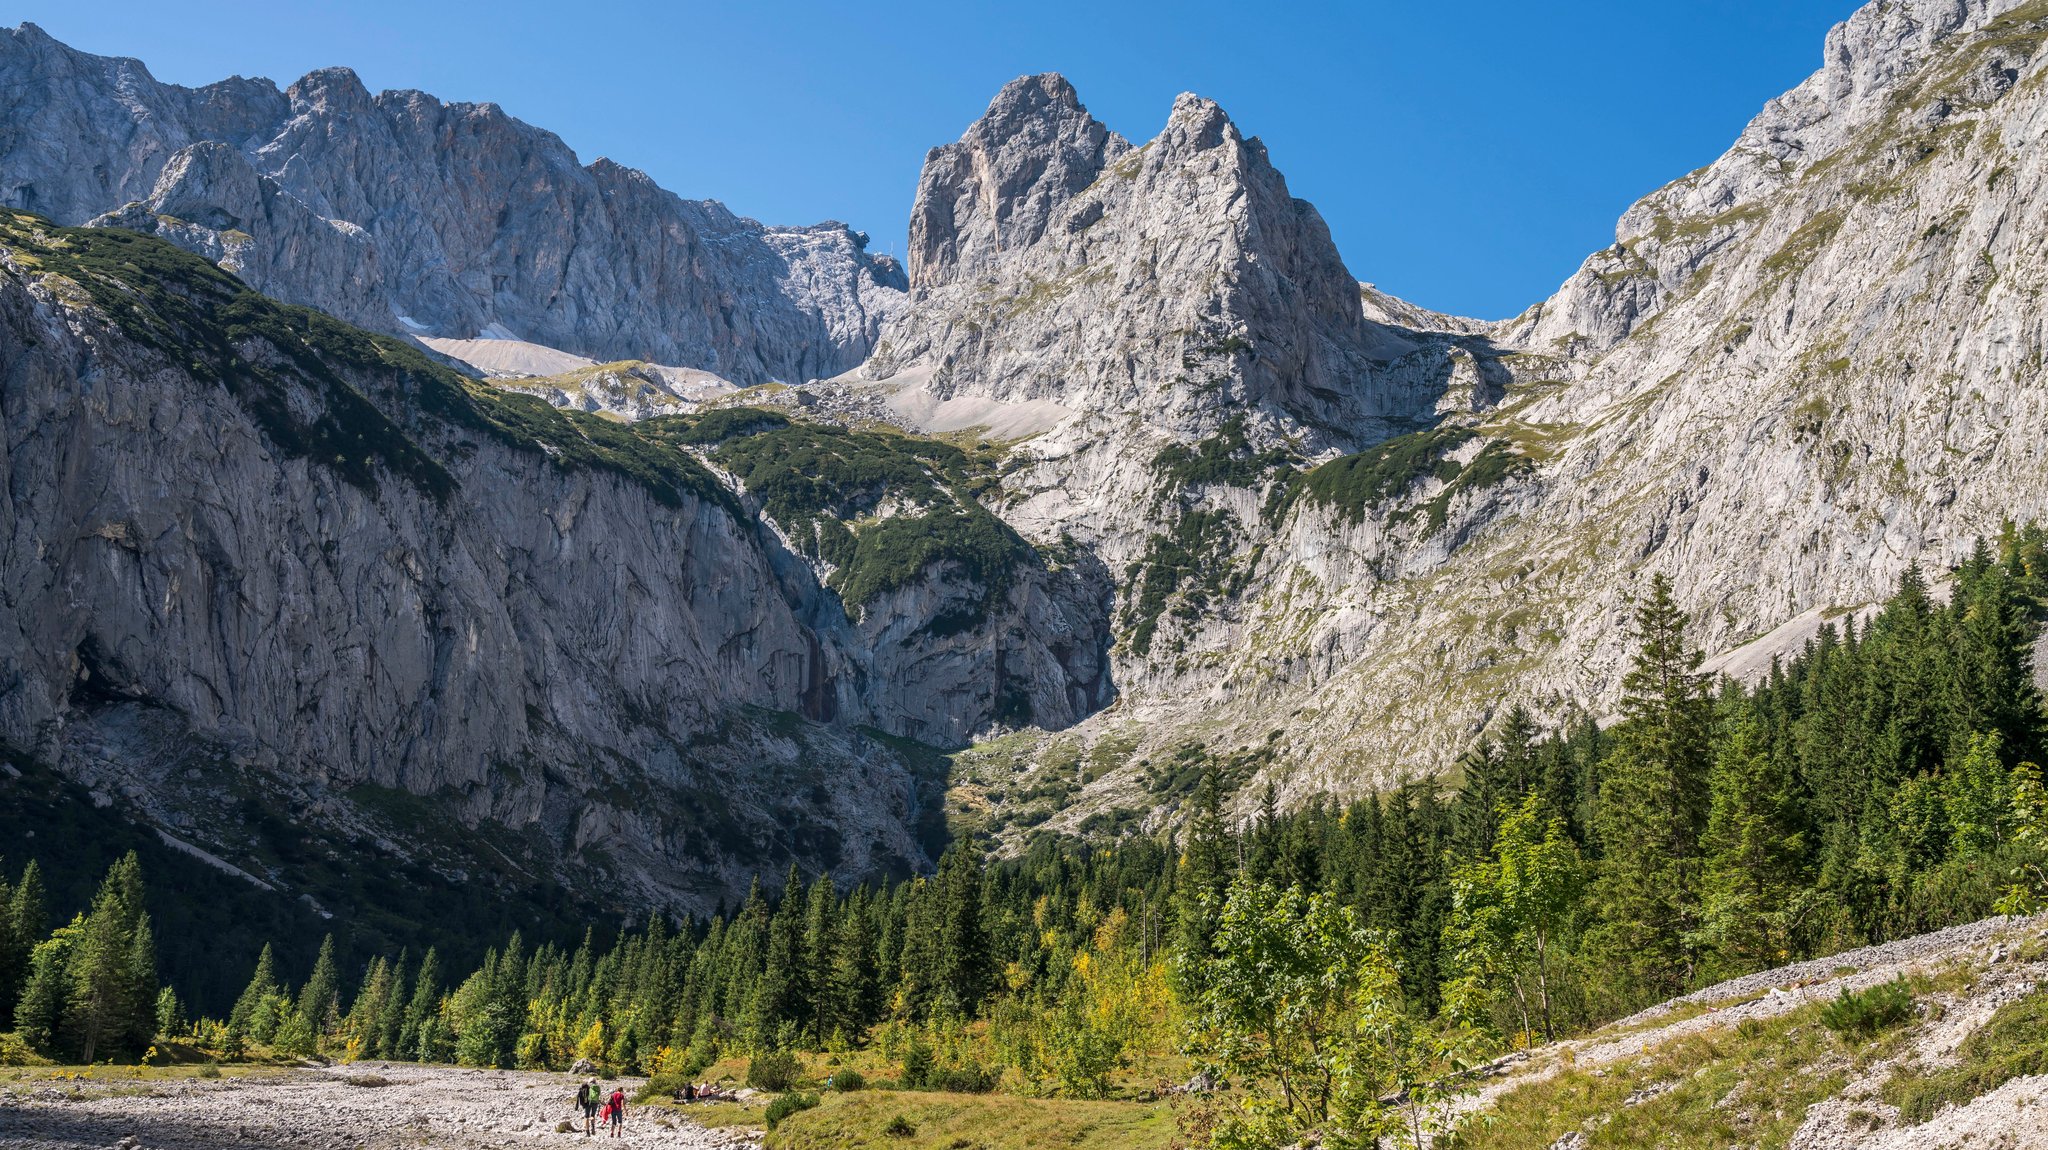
869,74 -> 1439,439
0,215 -> 1098,908
0,22 -> 906,384
821,0 -> 2048,840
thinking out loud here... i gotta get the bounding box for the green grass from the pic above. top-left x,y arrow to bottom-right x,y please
1883,982 -> 2048,1123
1759,209 -> 1846,280
765,1090 -> 1176,1150
1446,996 -> 1903,1150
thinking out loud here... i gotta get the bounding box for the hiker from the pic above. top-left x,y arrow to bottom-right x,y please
682,1081 -> 696,1103
606,1086 -> 627,1137
580,1079 -> 601,1135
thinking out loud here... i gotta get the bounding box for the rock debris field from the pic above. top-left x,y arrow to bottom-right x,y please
0,1065 -> 760,1150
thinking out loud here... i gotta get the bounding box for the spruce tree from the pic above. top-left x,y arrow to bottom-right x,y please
63,853 -> 150,1062
229,944 -> 279,1045
0,865 -> 16,1024
1590,574 -> 1714,999
1699,708 -> 1808,974
123,912 -> 158,1050
295,934 -> 341,1044
1172,767 -> 1233,989
15,914 -> 80,1053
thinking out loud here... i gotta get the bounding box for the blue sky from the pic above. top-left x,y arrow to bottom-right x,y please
29,1 -> 1857,319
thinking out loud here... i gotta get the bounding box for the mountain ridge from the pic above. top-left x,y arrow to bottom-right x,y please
0,20 -> 907,384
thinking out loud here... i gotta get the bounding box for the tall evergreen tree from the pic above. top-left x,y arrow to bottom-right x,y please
1590,574 -> 1714,997
1699,708 -> 1809,974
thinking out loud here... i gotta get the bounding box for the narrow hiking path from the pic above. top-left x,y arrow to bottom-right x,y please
0,1063 -> 760,1150
1449,913 -> 2048,1149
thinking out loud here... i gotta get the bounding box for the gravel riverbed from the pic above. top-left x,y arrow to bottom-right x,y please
0,1064 -> 760,1150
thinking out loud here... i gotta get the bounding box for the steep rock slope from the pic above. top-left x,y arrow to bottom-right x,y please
911,0 -> 2048,833
0,213 -> 1102,913
0,22 -> 906,383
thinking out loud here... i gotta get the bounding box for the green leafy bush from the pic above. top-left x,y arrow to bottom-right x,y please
1819,977 -> 1916,1039
765,1091 -> 820,1130
883,1114 -> 917,1138
830,1068 -> 866,1091
746,1048 -> 802,1092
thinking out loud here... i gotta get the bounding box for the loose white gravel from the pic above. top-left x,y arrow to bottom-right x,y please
0,1063 -> 760,1150
1452,913 -> 2048,1149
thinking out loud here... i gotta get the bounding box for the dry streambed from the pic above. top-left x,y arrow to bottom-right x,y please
0,1064 -> 759,1150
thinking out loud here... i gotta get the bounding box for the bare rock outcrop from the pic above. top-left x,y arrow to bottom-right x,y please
0,21 -> 906,384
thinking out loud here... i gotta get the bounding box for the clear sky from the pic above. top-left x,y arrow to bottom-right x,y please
26,0 -> 1859,319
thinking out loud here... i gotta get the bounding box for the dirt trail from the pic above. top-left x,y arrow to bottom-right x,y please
1452,913 -> 2048,1148
0,1063 -> 760,1150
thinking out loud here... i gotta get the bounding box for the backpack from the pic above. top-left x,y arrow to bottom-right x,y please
576,1083 -> 590,1107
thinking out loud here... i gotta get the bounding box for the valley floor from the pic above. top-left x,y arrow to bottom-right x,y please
0,1064 -> 757,1150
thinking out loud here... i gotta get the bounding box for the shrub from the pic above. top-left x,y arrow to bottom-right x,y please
746,1049 -> 802,1092
884,1114 -> 917,1138
197,1061 -> 222,1079
829,1068 -> 866,1092
930,1064 -> 995,1094
764,1091 -> 819,1131
0,1033 -> 52,1066
1820,977 -> 1916,1039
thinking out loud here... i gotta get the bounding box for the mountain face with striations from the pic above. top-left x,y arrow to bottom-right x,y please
8,0 -> 2048,913
0,22 -> 906,383
805,0 -> 2048,837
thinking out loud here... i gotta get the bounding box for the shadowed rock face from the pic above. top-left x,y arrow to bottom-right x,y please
0,214 -> 1106,911
0,21 -> 906,384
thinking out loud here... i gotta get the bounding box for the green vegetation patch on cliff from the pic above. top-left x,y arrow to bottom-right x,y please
664,409 -> 1031,614
1297,424 -> 1474,522
1151,415 -> 1298,495
0,211 -> 732,513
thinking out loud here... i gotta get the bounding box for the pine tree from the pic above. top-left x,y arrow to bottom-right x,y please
15,915 -> 79,1053
1699,708 -> 1809,974
296,934 -> 341,1043
802,874 -> 836,1045
402,948 -> 442,1060
1590,574 -> 1714,999
933,846 -> 992,1016
229,943 -> 279,1046
123,912 -> 158,1050
375,952 -> 411,1059
827,887 -> 878,1039
63,853 -> 151,1062
0,855 -> 44,1023
0,864 -> 16,1024
154,984 -> 185,1040
1172,767 -> 1233,993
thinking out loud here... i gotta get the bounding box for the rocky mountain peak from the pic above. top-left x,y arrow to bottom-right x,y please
0,26 -> 907,384
873,74 -> 1444,449
286,65 -> 372,113
907,72 -> 1130,288
1159,91 -> 1235,153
